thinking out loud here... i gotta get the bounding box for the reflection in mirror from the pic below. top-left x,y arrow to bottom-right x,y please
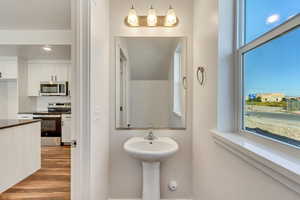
116,37 -> 187,129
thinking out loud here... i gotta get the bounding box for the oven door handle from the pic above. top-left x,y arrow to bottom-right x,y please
33,115 -> 61,118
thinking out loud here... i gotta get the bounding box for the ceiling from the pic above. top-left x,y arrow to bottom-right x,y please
0,0 -> 71,30
125,37 -> 178,80
0,45 -> 71,60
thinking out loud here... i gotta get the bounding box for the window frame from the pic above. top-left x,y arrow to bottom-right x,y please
173,43 -> 183,117
236,0 -> 300,149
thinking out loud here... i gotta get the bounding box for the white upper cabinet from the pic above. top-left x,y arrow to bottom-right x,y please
53,63 -> 69,82
27,60 -> 71,96
27,63 -> 47,96
0,57 -> 18,79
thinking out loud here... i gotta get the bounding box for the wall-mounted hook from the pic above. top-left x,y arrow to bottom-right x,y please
196,66 -> 205,86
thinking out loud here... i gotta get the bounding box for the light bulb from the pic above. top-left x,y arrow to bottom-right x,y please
165,5 -> 177,26
43,45 -> 52,52
147,5 -> 157,26
127,5 -> 139,26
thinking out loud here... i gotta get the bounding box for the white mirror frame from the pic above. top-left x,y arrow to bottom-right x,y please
114,36 -> 188,130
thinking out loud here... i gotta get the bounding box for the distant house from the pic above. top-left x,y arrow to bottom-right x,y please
256,93 -> 285,102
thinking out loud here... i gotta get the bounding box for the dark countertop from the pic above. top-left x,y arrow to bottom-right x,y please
0,119 -> 41,130
18,111 -> 71,115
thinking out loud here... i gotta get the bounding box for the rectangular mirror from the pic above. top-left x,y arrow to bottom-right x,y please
115,37 -> 187,129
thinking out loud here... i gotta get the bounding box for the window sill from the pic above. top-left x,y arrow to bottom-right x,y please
211,129 -> 300,194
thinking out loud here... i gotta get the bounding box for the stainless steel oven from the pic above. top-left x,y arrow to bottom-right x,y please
40,81 -> 68,96
33,114 -> 62,146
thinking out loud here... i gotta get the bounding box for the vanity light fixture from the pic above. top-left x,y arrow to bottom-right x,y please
147,5 -> 158,26
124,4 -> 179,27
42,45 -> 52,52
165,5 -> 177,26
127,4 -> 139,26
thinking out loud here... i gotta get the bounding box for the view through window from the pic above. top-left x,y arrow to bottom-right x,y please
245,0 -> 300,43
173,45 -> 182,116
242,0 -> 300,147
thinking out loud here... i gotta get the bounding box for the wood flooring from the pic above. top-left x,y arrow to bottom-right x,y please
0,146 -> 71,200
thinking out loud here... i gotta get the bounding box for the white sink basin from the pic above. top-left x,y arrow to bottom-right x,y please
123,137 -> 179,162
124,136 -> 179,200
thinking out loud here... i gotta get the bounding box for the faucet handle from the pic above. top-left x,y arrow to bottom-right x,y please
145,126 -> 157,140
149,130 -> 153,136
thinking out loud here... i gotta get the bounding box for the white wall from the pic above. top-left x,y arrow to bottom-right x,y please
36,96 -> 71,111
6,80 -> 18,118
0,80 -> 18,119
109,0 -> 193,199
126,37 -> 176,81
0,46 -> 17,56
0,0 -> 70,30
0,58 -> 17,118
130,80 -> 170,128
192,1 -> 300,200
0,56 -> 18,118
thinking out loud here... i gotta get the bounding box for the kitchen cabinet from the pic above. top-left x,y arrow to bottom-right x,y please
54,63 -> 69,82
0,122 -> 41,193
27,63 -> 48,96
44,63 -> 69,82
27,61 -> 71,96
0,57 -> 18,79
62,114 -> 71,144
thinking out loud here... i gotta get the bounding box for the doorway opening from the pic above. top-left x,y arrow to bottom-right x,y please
0,44 -> 73,200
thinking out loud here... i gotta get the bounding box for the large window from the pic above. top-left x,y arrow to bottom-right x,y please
240,1 -> 300,147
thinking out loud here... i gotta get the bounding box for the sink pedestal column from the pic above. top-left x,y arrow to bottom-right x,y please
142,162 -> 160,200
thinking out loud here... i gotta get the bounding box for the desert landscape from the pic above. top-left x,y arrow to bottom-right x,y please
245,105 -> 300,143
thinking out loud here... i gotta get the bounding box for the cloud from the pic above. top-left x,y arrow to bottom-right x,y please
266,14 -> 280,24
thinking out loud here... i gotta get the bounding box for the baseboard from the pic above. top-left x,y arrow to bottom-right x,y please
108,199 -> 192,200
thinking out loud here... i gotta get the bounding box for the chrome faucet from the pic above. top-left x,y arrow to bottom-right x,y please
145,128 -> 157,140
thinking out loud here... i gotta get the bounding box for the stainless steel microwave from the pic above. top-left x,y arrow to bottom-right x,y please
40,81 -> 69,96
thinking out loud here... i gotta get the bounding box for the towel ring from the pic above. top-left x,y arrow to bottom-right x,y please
197,66 -> 205,86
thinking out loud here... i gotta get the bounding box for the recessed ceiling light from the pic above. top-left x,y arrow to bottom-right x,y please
43,45 -> 52,52
266,14 -> 280,24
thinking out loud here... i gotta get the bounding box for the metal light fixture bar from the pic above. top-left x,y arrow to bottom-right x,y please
125,15 -> 179,27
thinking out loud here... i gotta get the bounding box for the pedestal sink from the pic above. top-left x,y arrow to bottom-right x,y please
123,136 -> 179,200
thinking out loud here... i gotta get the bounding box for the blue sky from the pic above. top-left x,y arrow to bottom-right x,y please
244,0 -> 300,97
